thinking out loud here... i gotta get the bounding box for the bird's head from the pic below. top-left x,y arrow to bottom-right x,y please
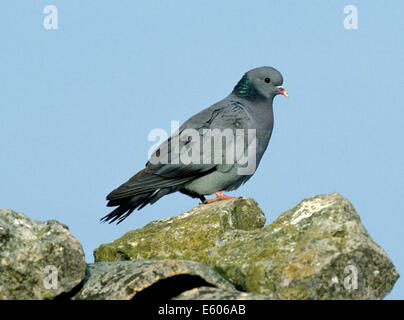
233,66 -> 288,101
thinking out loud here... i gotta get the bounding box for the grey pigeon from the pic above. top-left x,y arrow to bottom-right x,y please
102,66 -> 288,224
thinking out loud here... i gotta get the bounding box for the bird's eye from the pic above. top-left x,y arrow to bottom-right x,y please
264,78 -> 271,83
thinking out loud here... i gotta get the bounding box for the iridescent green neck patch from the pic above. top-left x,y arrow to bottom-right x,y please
234,75 -> 257,98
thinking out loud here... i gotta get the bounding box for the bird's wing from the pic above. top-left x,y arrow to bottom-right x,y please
147,101 -> 254,177
107,101 -> 253,201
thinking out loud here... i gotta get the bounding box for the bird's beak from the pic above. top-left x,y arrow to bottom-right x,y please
277,86 -> 289,98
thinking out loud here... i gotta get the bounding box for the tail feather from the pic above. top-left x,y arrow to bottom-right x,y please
101,188 -> 173,224
102,167 -> 210,224
101,195 -> 143,224
106,167 -> 193,202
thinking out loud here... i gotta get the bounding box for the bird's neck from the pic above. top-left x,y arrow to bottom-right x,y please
229,90 -> 275,108
233,75 -> 263,101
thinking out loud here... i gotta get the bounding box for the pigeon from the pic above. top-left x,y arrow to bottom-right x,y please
101,66 -> 288,224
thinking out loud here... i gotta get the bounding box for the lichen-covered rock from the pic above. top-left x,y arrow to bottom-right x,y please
208,193 -> 399,299
94,197 -> 265,263
74,260 -> 235,300
94,193 -> 399,299
173,286 -> 272,300
0,209 -> 86,300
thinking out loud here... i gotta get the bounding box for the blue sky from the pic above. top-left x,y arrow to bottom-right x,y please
1,1 -> 403,299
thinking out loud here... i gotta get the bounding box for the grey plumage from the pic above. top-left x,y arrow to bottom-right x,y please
102,66 -> 287,224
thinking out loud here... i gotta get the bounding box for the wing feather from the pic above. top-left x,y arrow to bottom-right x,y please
107,101 -> 253,201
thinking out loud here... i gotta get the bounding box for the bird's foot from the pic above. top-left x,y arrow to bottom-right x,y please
204,192 -> 236,204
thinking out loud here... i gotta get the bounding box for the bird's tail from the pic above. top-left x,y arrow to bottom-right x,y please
102,167 -> 199,224
101,188 -> 171,224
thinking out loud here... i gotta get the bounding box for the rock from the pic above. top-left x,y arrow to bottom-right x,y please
94,197 -> 265,263
173,286 -> 272,300
0,209 -> 86,300
94,193 -> 399,299
74,260 -> 236,300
